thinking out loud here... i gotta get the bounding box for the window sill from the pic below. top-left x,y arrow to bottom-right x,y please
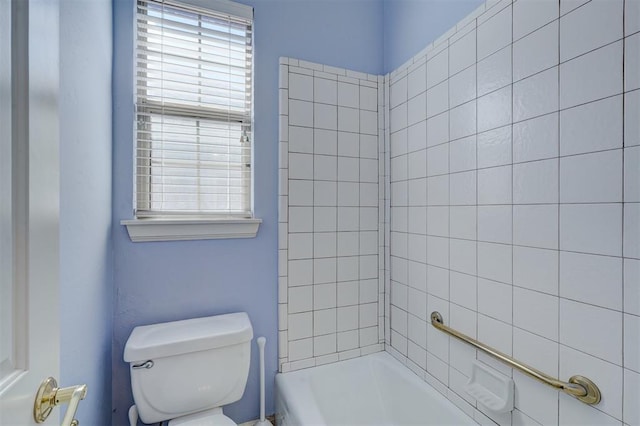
121,217 -> 262,242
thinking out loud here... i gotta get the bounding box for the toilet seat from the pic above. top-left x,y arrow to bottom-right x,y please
168,408 -> 237,426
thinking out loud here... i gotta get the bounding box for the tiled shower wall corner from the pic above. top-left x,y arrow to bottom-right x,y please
277,58 -> 386,372
386,0 -> 639,425
277,0 -> 639,423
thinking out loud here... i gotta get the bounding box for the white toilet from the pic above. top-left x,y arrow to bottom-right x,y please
124,312 -> 253,425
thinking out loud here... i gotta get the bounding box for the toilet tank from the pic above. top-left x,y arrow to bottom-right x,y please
124,312 -> 253,424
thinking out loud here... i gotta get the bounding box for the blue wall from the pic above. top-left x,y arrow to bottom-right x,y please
111,0 -> 383,424
383,0 -> 484,72
60,0 -> 113,424
52,0 -> 503,423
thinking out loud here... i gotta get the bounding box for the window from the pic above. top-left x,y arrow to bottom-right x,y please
135,0 -> 253,218
124,0 -> 259,241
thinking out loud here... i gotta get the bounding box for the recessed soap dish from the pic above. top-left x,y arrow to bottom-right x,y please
465,360 -> 515,413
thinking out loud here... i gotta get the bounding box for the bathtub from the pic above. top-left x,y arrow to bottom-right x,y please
275,352 -> 477,425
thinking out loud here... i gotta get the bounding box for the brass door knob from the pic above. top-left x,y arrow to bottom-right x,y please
34,377 -> 87,426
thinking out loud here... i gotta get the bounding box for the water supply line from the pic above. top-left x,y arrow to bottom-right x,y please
254,337 -> 273,426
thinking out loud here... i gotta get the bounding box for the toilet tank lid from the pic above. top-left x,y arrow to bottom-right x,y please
124,312 -> 253,362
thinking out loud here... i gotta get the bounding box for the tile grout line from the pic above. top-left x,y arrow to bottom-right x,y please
334,72 -> 339,357
556,0 -> 562,421
621,0 -> 626,420
446,17 -> 451,388
474,5 -> 480,397
511,0 -> 515,389
356,78 -> 361,351
310,68 -> 315,362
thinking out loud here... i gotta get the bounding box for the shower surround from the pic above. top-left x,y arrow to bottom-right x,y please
279,0 -> 639,424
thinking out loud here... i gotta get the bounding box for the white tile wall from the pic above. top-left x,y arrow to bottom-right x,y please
559,95 -> 623,156
513,112 -> 558,163
279,59 -> 384,372
478,85 -> 512,132
478,46 -> 512,97
559,0 -> 623,62
477,126 -> 511,169
559,41 -> 623,109
279,0 -> 636,422
384,0 -> 635,424
477,4 -> 512,60
513,20 -> 558,82
513,67 -> 558,122
513,0 -> 558,41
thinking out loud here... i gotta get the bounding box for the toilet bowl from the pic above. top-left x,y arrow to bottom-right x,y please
124,312 -> 253,425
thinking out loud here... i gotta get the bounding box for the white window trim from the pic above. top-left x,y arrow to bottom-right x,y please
124,0 -> 261,242
122,217 -> 261,242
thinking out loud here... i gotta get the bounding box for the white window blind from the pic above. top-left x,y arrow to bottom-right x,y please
135,0 -> 253,218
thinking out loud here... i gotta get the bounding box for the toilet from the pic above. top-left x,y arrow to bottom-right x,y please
124,312 -> 253,425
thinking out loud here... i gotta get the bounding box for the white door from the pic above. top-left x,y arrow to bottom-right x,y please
0,0 -> 61,424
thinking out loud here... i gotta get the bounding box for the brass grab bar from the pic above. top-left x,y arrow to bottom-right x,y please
430,311 -> 601,405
